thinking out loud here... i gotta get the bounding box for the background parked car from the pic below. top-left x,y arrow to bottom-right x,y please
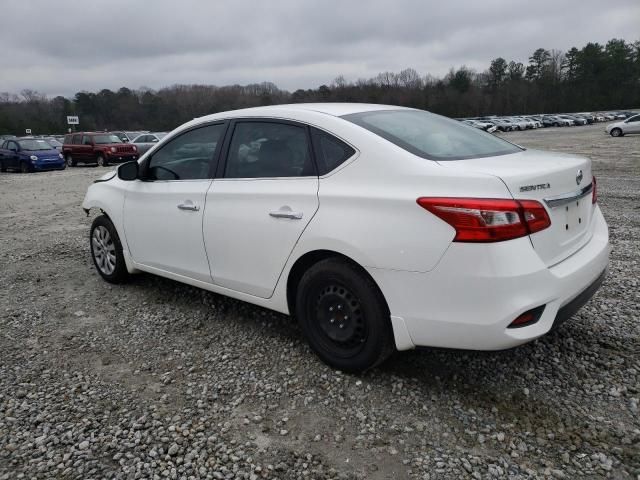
606,113 -> 640,137
462,120 -> 497,133
62,132 -> 139,167
44,136 -> 63,151
131,132 -> 168,155
0,137 -> 65,173
112,131 -> 148,143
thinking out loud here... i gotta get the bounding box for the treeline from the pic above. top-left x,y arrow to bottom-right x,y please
0,38 -> 638,135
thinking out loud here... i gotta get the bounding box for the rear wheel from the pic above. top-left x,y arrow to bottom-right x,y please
66,154 -> 76,167
295,258 -> 394,372
0,161 -> 5,172
610,128 -> 623,137
90,215 -> 129,283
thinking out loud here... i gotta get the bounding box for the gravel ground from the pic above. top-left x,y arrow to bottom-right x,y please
0,124 -> 638,479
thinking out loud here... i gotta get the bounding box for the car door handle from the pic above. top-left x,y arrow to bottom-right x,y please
177,202 -> 200,212
269,208 -> 303,220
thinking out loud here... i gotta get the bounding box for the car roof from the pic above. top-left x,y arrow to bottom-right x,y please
193,103 -> 406,122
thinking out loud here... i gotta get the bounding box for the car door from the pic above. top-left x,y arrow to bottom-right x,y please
625,115 -> 640,133
203,119 -> 319,298
122,122 -> 227,282
5,141 -> 20,169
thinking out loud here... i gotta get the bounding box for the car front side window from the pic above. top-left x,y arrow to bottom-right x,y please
145,123 -> 224,181
224,121 -> 315,178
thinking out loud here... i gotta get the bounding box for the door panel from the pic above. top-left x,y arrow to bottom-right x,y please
123,180 -> 213,281
204,178 -> 319,297
121,122 -> 227,282
204,119 -> 319,298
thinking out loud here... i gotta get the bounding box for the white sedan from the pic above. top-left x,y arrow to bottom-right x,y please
83,104 -> 609,372
605,114 -> 640,137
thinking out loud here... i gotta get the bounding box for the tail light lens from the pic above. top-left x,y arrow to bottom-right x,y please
417,197 -> 551,243
507,305 -> 545,328
592,175 -> 597,204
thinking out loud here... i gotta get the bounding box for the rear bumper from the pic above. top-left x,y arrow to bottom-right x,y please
369,206 -> 610,351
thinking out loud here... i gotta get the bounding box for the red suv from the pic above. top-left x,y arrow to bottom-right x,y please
62,132 -> 138,167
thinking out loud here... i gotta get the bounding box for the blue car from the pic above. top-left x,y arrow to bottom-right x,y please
0,138 -> 66,173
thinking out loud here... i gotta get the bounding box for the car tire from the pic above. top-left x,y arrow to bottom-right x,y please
553,122 -> 559,127
610,128 -> 623,137
295,257 -> 395,372
0,161 -> 6,172
66,154 -> 76,167
20,162 -> 31,173
89,215 -> 129,284
96,154 -> 108,167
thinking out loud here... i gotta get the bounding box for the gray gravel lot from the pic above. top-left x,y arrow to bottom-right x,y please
0,124 -> 638,479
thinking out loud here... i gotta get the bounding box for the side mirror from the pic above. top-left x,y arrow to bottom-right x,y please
118,161 -> 139,181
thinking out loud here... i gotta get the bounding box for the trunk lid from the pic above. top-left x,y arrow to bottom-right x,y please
438,149 -> 594,266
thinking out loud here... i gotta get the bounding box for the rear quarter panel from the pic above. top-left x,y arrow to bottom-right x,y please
287,119 -> 515,273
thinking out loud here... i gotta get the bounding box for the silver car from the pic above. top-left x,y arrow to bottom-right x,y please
131,132 -> 168,155
606,114 -> 640,137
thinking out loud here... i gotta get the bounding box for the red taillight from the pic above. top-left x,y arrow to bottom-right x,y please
507,305 -> 545,328
417,197 -> 551,243
592,175 -> 597,204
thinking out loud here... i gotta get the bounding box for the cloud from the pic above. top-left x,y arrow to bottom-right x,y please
0,0 -> 638,96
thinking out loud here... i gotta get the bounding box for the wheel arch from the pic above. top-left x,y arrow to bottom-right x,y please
285,248 -> 415,351
286,249 -> 387,317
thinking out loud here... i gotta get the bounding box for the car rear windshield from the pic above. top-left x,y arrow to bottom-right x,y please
342,109 -> 522,160
93,134 -> 122,144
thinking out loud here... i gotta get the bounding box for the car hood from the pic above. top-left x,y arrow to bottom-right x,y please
26,149 -> 60,157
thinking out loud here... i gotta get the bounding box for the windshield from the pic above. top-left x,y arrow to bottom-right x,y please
93,134 -> 122,144
343,110 -> 522,160
45,138 -> 62,147
18,139 -> 53,151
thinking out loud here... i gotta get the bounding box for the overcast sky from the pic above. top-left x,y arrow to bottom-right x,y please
1,0 -> 638,97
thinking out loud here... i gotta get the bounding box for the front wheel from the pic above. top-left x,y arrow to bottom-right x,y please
610,128 -> 623,137
90,215 -> 129,283
66,154 -> 76,167
295,258 -> 395,372
96,154 -> 108,167
20,162 -> 31,173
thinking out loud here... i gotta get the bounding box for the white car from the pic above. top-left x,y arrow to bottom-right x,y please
82,104 -> 609,372
605,114 -> 640,137
463,119 -> 497,133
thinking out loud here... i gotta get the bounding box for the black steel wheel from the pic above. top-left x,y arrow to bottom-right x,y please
296,257 -> 394,372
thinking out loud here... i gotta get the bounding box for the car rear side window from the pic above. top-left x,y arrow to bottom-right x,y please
342,109 -> 522,161
146,123 -> 224,181
224,122 -> 315,178
310,128 -> 355,175
63,134 -> 72,144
